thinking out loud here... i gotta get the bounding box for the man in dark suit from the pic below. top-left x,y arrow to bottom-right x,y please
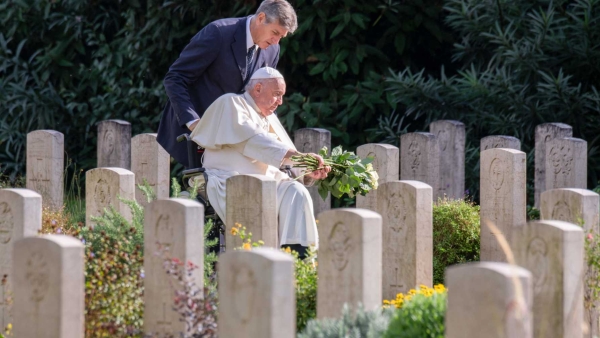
157,0 -> 297,168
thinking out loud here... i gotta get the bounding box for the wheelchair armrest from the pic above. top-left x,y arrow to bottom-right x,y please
183,168 -> 205,176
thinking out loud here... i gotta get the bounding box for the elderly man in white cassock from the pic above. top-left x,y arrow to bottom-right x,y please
190,66 -> 330,258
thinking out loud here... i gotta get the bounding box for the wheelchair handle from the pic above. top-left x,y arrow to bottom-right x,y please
177,134 -> 191,143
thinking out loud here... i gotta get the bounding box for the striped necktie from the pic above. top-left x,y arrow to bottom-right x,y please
246,45 -> 256,79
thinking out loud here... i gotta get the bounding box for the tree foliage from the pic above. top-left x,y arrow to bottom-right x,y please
0,0 -> 452,179
377,0 -> 600,200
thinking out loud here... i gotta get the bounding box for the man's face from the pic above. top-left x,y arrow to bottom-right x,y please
252,78 -> 286,116
252,13 -> 289,49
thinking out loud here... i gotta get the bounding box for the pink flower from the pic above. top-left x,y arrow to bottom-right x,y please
588,233 -> 594,240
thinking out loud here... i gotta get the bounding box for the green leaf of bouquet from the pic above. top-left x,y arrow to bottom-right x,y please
319,146 -> 328,156
318,185 -> 328,201
331,145 -> 343,156
361,156 -> 374,165
353,163 -> 366,173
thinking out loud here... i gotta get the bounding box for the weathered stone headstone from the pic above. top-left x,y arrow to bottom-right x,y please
430,120 -> 465,200
535,123 -> 573,208
480,148 -> 526,262
356,144 -> 399,211
545,137 -> 587,191
0,188 -> 41,331
400,132 -> 440,201
541,188 -> 599,336
317,208 -> 382,319
513,220 -> 584,338
143,198 -> 204,336
97,119 -> 131,169
445,262 -> 533,338
85,168 -> 135,226
131,133 -> 170,208
218,248 -> 295,338
541,188 -> 599,233
377,181 -> 432,300
226,174 -> 277,248
481,135 -> 521,151
13,235 -> 84,338
294,128 -> 331,217
26,130 -> 64,209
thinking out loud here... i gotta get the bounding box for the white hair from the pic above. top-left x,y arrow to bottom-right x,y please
244,78 -> 281,92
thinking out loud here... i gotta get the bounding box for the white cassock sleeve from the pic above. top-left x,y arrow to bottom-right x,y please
242,133 -> 289,168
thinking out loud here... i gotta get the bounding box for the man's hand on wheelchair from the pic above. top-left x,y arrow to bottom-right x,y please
306,153 -> 331,180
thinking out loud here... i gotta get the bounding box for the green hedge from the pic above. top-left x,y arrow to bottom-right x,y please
433,198 -> 480,285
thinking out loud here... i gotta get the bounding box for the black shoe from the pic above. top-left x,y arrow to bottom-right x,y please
281,244 -> 308,260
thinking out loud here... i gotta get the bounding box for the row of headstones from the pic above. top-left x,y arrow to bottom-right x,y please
25,123 -> 170,211
0,185 -> 590,337
25,120 -> 580,218
294,121 -> 584,215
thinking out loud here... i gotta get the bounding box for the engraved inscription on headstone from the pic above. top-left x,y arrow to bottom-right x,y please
26,130 -> 64,209
534,123 -> 572,208
94,179 -> 111,214
329,222 -> 351,271
102,129 -> 115,156
0,203 -> 13,244
408,141 -> 421,172
551,201 -> 571,222
25,251 -> 49,303
232,265 -> 256,324
490,158 -> 505,191
154,213 -> 173,333
436,129 -> 449,152
526,238 -> 548,294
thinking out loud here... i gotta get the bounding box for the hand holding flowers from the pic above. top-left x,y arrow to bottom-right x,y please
291,146 -> 379,200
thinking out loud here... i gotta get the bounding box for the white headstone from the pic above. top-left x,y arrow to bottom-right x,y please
545,137 -> 587,191
0,188 -> 42,331
356,143 -> 399,212
377,180 -> 432,300
480,148 -> 527,262
131,133 -> 170,208
143,198 -> 204,336
85,168 -> 135,226
317,208 -> 382,319
535,123 -> 573,208
445,262 -> 533,338
294,128 -> 331,217
430,120 -> 465,200
541,188 -> 599,336
400,132 -> 440,201
481,135 -> 521,151
13,235 -> 84,338
97,119 -> 131,169
26,130 -> 64,210
513,220 -> 584,338
218,248 -> 295,338
226,174 -> 278,248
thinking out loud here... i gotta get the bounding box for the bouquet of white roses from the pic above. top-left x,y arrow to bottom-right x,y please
291,146 -> 379,200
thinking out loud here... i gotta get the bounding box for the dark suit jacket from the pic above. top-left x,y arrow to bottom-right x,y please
157,16 -> 280,167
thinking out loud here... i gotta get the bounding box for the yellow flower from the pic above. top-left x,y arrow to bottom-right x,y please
434,284 -> 446,293
284,247 -> 292,254
408,289 -> 417,295
242,242 -> 251,251
230,227 -> 239,236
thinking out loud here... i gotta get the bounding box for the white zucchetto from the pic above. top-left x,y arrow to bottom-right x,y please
250,67 -> 284,80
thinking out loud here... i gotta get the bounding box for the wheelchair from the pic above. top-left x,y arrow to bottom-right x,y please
176,133 -> 294,255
